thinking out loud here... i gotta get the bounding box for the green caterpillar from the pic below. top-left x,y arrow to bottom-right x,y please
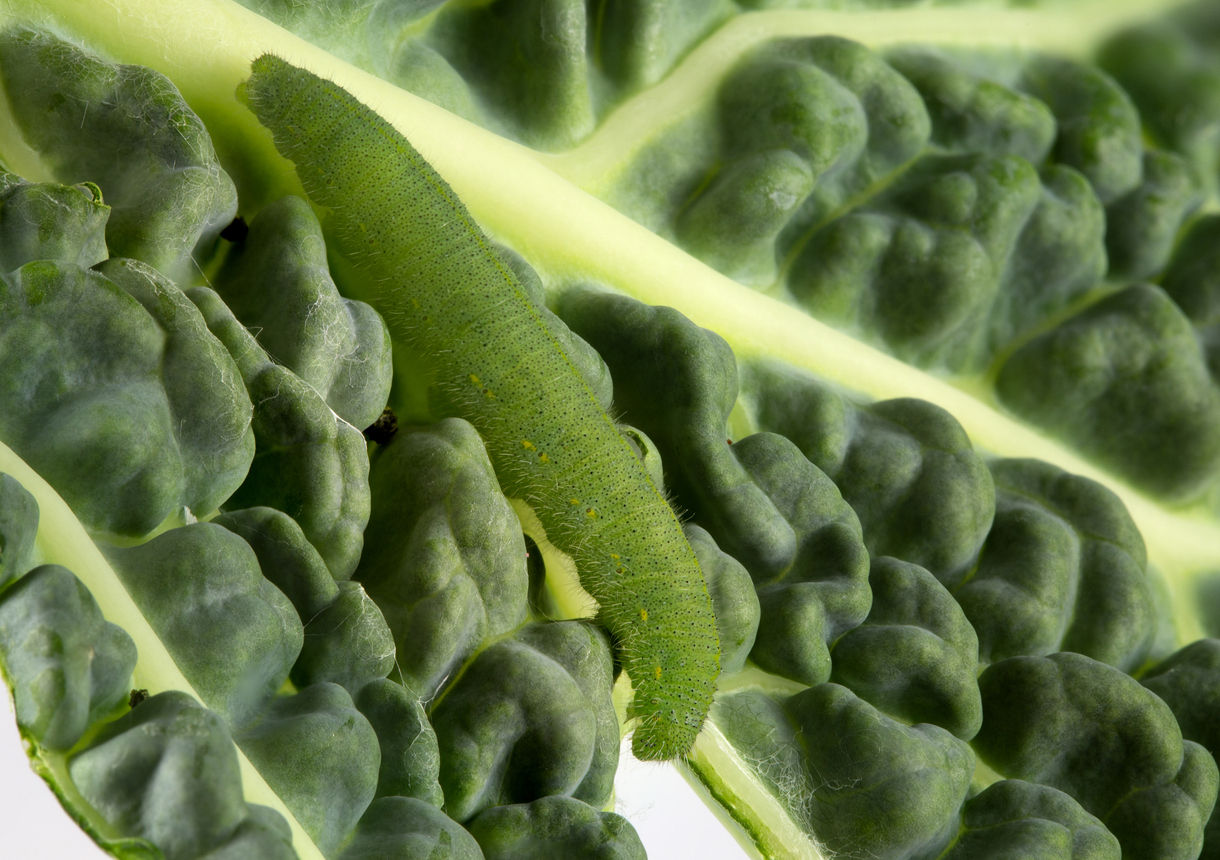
243,55 -> 720,760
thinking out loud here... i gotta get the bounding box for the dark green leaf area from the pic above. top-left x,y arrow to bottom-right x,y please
1105,743 -> 1219,860
716,51 -> 869,239
1198,328 -> 1220,392
1162,214 -> 1220,328
751,38 -> 930,245
495,245 -> 613,412
0,172 -> 109,272
974,652 -> 1219,860
590,0 -> 733,94
747,361 -> 994,583
103,522 -> 303,732
1104,150 -> 1201,282
69,691 -> 293,860
290,579 -> 395,696
0,471 -> 39,589
0,563 -> 135,751
995,284 -> 1220,502
829,556 -> 982,741
430,622 -> 617,823
1144,567 -> 1182,668
212,506 -> 339,625
236,682 -> 380,858
0,262 -> 254,536
790,152 -> 1105,371
598,113 -> 722,238
1139,639 -> 1220,860
731,432 -> 871,686
1196,574 -> 1220,639
1099,3 -> 1220,197
190,286 -> 371,579
224,362 -> 369,579
467,796 -> 646,860
355,419 -> 528,700
862,52 -> 1118,360
0,28 -> 237,283
684,523 -> 759,676
195,806 -> 297,860
515,623 -> 618,810
99,260 -> 257,522
886,47 -> 1057,164
1018,55 -> 1143,204
954,458 -> 1154,671
715,685 -> 974,859
336,796 -> 484,860
213,195 -> 393,429
983,164 -> 1107,360
1141,639 -> 1220,761
354,678 -> 444,808
388,40 -> 483,126
680,36 -> 928,284
1160,213 -> 1220,385
676,148 -> 815,286
426,0 -> 592,151
938,779 -> 1120,860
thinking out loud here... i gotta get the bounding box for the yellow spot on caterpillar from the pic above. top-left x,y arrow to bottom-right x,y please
585,508 -> 597,519
539,453 -> 550,464
522,440 -> 536,450
469,374 -> 480,386
610,554 -> 620,561
654,666 -> 663,680
616,567 -> 625,575
358,222 -> 367,232
640,608 -> 648,622
483,388 -> 495,398
569,498 -> 580,505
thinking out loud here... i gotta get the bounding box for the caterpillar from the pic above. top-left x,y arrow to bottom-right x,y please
242,55 -> 720,760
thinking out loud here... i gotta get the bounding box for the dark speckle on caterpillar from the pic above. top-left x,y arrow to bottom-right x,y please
242,54 -> 720,760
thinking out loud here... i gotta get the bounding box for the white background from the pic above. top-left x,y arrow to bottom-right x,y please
1,692 -> 750,860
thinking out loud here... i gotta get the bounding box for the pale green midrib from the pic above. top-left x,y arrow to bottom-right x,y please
681,718 -> 825,860
17,0 -> 1220,621
0,440 -> 326,860
539,0 -> 1182,191
0,71 -> 53,183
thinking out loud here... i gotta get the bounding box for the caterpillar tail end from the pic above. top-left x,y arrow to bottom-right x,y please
628,674 -> 716,761
631,721 -> 699,761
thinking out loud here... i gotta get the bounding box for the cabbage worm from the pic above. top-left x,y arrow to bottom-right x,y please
243,55 -> 720,760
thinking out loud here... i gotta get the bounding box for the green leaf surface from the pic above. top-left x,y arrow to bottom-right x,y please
0,443 -> 326,860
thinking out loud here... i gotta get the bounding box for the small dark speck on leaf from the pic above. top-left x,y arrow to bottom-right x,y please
364,408 -> 398,445
220,217 -> 249,243
128,689 -> 149,709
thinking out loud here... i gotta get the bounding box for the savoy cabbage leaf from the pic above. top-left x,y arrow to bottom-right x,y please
2,0 -> 1220,858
